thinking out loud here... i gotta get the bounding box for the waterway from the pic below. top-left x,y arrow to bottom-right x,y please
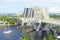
26,30 -> 47,40
0,26 -> 22,40
0,25 -> 57,40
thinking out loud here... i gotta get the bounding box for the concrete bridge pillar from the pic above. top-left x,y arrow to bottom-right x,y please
34,21 -> 41,31
21,21 -> 24,26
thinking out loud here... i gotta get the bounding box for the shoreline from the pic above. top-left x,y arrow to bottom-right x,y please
0,24 -> 17,28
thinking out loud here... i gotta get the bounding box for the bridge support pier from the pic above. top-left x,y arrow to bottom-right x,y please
34,22 -> 41,31
21,21 -> 24,26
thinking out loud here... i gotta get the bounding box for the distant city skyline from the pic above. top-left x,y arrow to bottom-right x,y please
0,0 -> 60,14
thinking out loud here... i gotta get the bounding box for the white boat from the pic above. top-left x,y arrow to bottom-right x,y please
3,23 -> 12,34
3,30 -> 12,34
57,36 -> 60,38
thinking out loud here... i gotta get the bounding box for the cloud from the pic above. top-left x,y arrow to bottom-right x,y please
0,0 -> 60,13
48,7 -> 60,13
3,0 -> 37,3
56,0 -> 60,2
4,0 -> 20,3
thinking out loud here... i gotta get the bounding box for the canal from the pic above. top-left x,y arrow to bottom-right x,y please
0,26 -> 22,40
26,30 -> 47,40
0,25 -> 57,40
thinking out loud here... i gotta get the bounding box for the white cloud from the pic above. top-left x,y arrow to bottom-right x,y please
4,0 -> 20,3
56,0 -> 60,2
3,0 -> 37,3
0,0 -> 60,13
48,7 -> 60,13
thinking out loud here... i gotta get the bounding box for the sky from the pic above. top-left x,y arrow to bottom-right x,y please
0,0 -> 60,14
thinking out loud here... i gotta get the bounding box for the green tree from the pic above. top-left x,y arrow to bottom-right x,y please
0,15 -> 17,24
47,30 -> 57,40
19,34 -> 31,40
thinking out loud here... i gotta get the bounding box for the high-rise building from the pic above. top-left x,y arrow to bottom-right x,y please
42,8 -> 50,20
23,7 -> 50,30
32,7 -> 43,20
23,8 -> 34,18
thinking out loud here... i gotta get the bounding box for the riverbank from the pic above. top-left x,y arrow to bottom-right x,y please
0,23 -> 17,28
17,26 -> 34,33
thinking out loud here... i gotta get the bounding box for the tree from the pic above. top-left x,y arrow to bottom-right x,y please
47,30 -> 57,40
19,34 -> 31,40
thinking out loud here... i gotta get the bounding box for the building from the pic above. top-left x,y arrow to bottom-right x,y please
19,6 -> 60,31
